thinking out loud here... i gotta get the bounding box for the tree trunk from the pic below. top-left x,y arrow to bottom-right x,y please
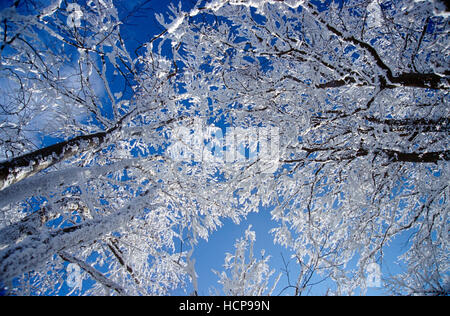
0,131 -> 108,191
0,110 -> 136,191
0,188 -> 155,283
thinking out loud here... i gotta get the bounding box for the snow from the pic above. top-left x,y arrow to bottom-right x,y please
39,0 -> 63,20
167,15 -> 185,34
0,186 -> 160,283
0,158 -> 138,209
366,1 -> 383,28
204,0 -> 226,12
66,3 -> 83,28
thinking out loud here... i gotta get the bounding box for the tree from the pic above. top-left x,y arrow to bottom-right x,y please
0,0 -> 448,295
0,0 -> 197,295
212,226 -> 281,296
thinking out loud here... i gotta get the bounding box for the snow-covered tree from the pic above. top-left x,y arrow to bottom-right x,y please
0,0 -> 448,296
0,0 -> 198,295
142,0 -> 449,295
213,226 -> 280,296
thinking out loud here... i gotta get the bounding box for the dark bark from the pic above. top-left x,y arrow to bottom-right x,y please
316,76 -> 357,89
282,147 -> 449,164
364,117 -> 449,133
0,110 -> 135,191
107,238 -> 141,286
381,149 -> 450,163
0,131 -> 107,191
343,148 -> 450,163
305,2 -> 449,90
390,72 -> 447,90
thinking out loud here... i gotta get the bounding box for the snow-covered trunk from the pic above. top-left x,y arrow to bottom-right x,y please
0,131 -> 107,191
0,188 -> 158,284
0,208 -> 46,248
0,108 -> 134,192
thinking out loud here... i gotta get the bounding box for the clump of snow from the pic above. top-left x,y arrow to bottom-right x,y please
39,0 -> 63,20
67,3 -> 83,28
366,0 -> 383,28
205,0 -> 227,12
167,15 -> 185,34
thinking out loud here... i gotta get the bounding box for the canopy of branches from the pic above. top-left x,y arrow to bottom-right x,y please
0,0 -> 448,296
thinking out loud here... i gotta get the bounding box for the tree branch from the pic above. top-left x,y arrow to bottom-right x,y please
58,251 -> 126,295
0,109 -> 135,192
304,2 -> 448,90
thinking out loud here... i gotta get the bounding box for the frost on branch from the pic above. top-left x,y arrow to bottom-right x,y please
213,226 -> 280,296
